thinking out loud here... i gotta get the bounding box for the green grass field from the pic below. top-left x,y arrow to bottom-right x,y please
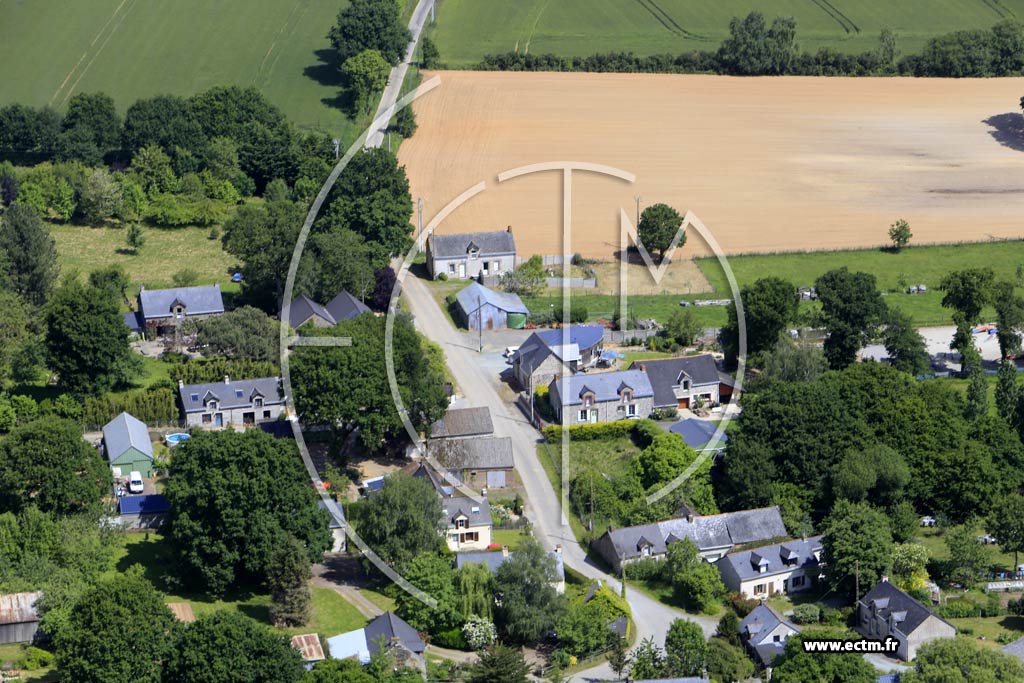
0,0 -> 350,132
432,0 -> 1024,66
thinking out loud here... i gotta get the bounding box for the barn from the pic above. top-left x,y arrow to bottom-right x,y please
455,282 -> 529,330
102,412 -> 154,478
0,592 -> 41,645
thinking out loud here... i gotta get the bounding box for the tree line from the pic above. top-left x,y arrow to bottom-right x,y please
476,13 -> 1024,78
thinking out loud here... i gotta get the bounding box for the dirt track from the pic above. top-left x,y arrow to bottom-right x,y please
399,71 -> 1024,258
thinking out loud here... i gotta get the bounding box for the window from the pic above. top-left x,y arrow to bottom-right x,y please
235,389 -> 243,398
460,532 -> 478,543
641,546 -> 651,557
456,518 -> 467,529
622,390 -> 632,402
208,401 -> 218,411
448,263 -> 456,274
773,635 -> 782,643
578,410 -> 588,423
627,404 -> 636,416
791,575 -> 805,587
263,410 -> 271,419
492,261 -> 499,272
202,414 -> 212,424
190,393 -> 199,402
682,380 -> 690,390
255,397 -> 263,407
754,583 -> 767,594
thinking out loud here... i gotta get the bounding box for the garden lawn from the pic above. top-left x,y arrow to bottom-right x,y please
0,644 -> 57,683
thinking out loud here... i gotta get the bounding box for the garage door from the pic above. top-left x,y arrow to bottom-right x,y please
487,471 -> 506,488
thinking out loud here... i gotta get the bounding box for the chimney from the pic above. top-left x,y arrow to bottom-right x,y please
501,546 -> 509,558
506,225 -> 511,232
555,544 -> 562,555
881,575 -> 889,583
178,379 -> 184,388
685,512 -> 694,523
223,375 -> 230,384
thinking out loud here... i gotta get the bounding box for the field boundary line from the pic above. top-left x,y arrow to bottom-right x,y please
61,0 -> 139,106
523,0 -> 551,54
51,0 -> 131,104
254,0 -> 305,85
265,0 -> 313,83
981,0 -> 1011,19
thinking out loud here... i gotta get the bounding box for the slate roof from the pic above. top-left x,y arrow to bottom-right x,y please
876,676 -> 901,683
430,436 -> 514,471
429,230 -> 516,259
741,603 -> 799,666
325,291 -> 371,322
550,369 -> 654,406
0,592 -> 41,626
669,419 -> 729,449
442,496 -> 492,530
1002,635 -> 1024,661
721,536 -> 823,582
102,412 -> 154,462
514,325 -> 605,376
455,549 -> 565,581
535,326 -> 605,352
599,507 -> 787,562
118,494 -> 171,516
124,311 -> 144,332
859,580 -> 952,636
633,354 -> 729,409
430,407 -> 494,438
364,612 -> 425,655
288,294 -> 335,328
139,284 -> 224,320
179,377 -> 283,413
455,282 -> 529,316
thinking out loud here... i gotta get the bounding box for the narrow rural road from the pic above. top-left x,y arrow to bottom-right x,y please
400,275 -> 717,680
365,0 -> 434,149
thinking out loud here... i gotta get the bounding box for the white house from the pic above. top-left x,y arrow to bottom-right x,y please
856,579 -> 956,661
178,376 -> 286,429
427,229 -> 516,280
717,536 -> 823,599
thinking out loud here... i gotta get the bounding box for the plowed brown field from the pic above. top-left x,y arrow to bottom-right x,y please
398,71 -> 1024,258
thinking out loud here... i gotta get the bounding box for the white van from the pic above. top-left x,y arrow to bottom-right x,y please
128,471 -> 144,494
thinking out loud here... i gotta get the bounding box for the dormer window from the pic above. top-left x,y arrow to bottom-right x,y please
235,389 -> 243,398
456,518 -> 467,529
208,401 -> 218,411
582,392 -> 594,407
621,389 -> 632,402
255,397 -> 263,407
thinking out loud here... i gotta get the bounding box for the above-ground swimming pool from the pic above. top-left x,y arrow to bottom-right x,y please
165,433 -> 191,446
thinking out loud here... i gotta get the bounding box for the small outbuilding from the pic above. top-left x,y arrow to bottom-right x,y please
102,412 -> 154,478
0,592 -> 42,645
455,282 -> 529,330
117,494 -> 171,529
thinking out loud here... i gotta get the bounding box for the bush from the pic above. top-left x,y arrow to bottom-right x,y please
436,272 -> 448,281
433,627 -> 470,650
623,558 -> 665,581
791,603 -> 821,624
650,407 -> 679,421
462,615 -> 497,650
542,419 -> 638,443
19,646 -> 54,671
937,599 -> 981,619
727,593 -> 759,618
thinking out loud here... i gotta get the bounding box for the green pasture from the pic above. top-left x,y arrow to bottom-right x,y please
0,0 -> 350,132
432,0 -> 1024,65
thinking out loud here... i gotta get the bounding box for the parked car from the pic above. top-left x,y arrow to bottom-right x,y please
128,471 -> 144,494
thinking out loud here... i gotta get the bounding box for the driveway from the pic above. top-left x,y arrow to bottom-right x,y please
400,274 -> 716,679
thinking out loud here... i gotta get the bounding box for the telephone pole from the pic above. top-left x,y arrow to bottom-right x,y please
478,295 -> 483,353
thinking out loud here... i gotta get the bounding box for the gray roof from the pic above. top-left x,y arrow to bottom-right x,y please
600,507 -> 787,562
430,436 -> 514,471
289,294 -> 335,328
633,354 -> 728,409
123,311 -> 143,332
429,230 -> 516,259
441,496 -> 491,530
514,325 -> 605,376
550,369 -> 654,406
859,580 -> 952,636
669,419 -> 729,449
325,291 -> 371,322
0,592 -> 42,625
102,412 -> 154,462
179,377 -> 283,413
1003,635 -> 1024,661
430,407 -> 494,438
721,536 -> 823,582
455,282 -> 529,316
741,603 -> 798,666
456,549 -> 565,581
364,612 -> 425,655
139,284 -> 224,320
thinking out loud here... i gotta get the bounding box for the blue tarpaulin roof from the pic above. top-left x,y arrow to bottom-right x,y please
118,494 -> 170,515
669,418 -> 728,449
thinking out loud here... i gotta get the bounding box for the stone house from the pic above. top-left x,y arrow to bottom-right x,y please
856,579 -> 956,661
178,376 -> 286,429
511,325 -> 606,389
427,229 -> 516,280
549,369 -> 654,424
634,354 -> 736,410
125,284 -> 225,338
717,536 -> 823,599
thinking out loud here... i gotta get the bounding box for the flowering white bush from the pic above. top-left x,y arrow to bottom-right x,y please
462,615 -> 497,650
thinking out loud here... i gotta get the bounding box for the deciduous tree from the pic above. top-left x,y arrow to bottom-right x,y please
883,308 -> 930,375
637,203 -> 684,261
468,644 -> 530,683
342,49 -> 391,113
902,636 -> 1024,682
329,0 -> 411,65
493,537 -> 567,644
888,218 -> 912,250
816,267 -> 887,369
663,538 -> 726,614
357,474 -> 443,569
772,627 -> 877,683
822,499 -> 893,598
664,619 -> 706,677
196,306 -> 278,362
721,277 -> 798,365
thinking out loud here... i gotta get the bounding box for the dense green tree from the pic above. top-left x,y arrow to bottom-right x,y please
122,94 -> 206,157
196,306 -> 279,362
290,313 -> 448,450
499,254 -> 546,297
356,473 -> 443,568
663,538 -> 726,614
822,499 -> 892,597
0,202 -> 58,305
889,218 -> 912,250
772,627 -> 877,683
420,36 -> 440,68
941,268 -> 995,369
0,290 -> 43,384
831,445 -> 909,506
902,636 -> 1024,682
721,277 -> 798,365
0,417 -> 110,515
989,494 -> 1024,568
883,308 -> 930,375
715,610 -> 742,647
0,104 -> 62,156
167,611 -> 305,683
755,335 -> 828,384
705,637 -> 754,683
45,277 -> 136,393
306,228 -> 382,303
328,0 -> 411,65
493,537 -> 567,644
888,499 -> 920,544
343,49 -> 391,113
891,543 -> 930,592
637,202 -> 684,260
664,619 -> 706,677
629,638 -> 667,680
718,12 -> 798,75
815,267 -> 887,369
61,92 -> 122,153
608,634 -> 630,680
268,535 -> 312,627
396,551 -> 461,633
164,429 -> 331,593
222,191 -> 306,309
965,355 -> 989,420
994,280 -> 1024,359
55,570 -> 177,683
302,659 -> 375,683
391,105 -> 417,138
945,524 -> 990,586
468,644 -> 530,683
915,29 -> 994,77
997,359 -> 1021,423
125,223 -> 146,253
318,148 -> 413,257
77,168 -> 122,224
456,560 -> 494,620
665,307 -> 701,347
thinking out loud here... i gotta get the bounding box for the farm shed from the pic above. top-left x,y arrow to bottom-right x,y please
117,494 -> 171,529
102,412 -> 154,478
0,592 -> 41,645
455,282 -> 529,330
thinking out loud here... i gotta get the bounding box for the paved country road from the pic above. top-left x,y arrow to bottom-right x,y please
365,0 -> 434,149
399,274 -> 717,680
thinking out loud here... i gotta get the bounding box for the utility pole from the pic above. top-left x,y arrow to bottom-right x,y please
529,372 -> 534,424
478,295 -> 483,353
634,194 -> 642,228
589,473 -> 595,533
430,0 -> 436,24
